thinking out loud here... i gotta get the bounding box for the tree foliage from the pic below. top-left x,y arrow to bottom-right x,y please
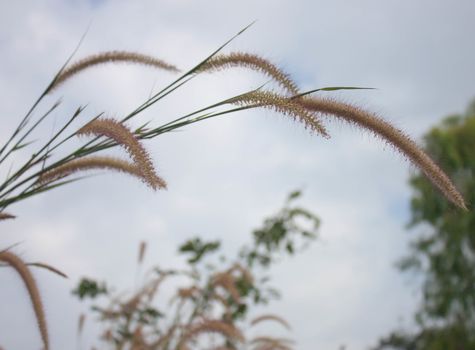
373,100 -> 475,349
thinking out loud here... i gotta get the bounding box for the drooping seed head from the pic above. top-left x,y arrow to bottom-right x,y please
0,251 -> 49,350
211,272 -> 241,303
182,319 -> 245,344
77,118 -> 167,190
229,90 -> 328,137
37,156 -> 164,190
297,97 -> 467,209
250,314 -> 291,330
50,51 -> 179,92
197,52 -> 299,95
0,212 -> 15,221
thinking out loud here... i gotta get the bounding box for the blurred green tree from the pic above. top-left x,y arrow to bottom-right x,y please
373,100 -> 475,349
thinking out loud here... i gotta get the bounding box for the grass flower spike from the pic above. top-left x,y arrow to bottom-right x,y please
0,212 -> 15,221
36,156 -> 159,189
297,97 -> 466,209
49,51 -> 179,92
197,52 -> 299,95
251,314 -> 291,330
183,319 -> 245,344
77,118 -> 167,190
0,251 -> 49,350
229,90 -> 328,137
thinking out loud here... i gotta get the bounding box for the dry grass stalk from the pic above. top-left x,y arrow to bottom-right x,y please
297,97 -> 467,209
229,91 -> 328,137
27,262 -> 68,279
197,52 -> 299,95
36,156 -> 156,188
131,326 -> 146,349
50,51 -> 179,92
250,314 -> 291,330
0,212 -> 15,221
138,241 -> 147,265
149,324 -> 177,349
77,313 -> 86,336
0,251 -> 49,350
77,118 -> 167,190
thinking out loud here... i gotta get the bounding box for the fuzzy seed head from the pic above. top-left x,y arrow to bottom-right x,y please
0,212 -> 15,221
229,91 -> 328,137
197,52 -> 299,95
50,51 -> 179,92
0,251 -> 49,350
183,319 -> 244,344
211,272 -> 241,303
77,118 -> 167,190
298,97 -> 466,209
37,156 -> 163,190
251,314 -> 291,330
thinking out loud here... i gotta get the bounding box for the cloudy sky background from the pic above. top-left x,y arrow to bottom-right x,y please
1,0 -> 474,349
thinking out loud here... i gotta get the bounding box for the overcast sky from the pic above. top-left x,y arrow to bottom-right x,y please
1,1 -> 475,349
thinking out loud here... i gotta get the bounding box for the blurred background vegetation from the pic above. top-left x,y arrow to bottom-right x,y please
374,99 -> 475,349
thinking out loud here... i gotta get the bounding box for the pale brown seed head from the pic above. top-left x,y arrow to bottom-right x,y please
229,90 -> 328,137
177,286 -> 201,299
0,251 -> 49,350
50,51 -> 179,92
77,314 -> 86,336
197,52 -> 299,95
183,319 -> 244,343
211,272 -> 241,303
228,263 -> 254,284
250,314 -> 291,330
0,212 -> 15,221
250,336 -> 294,350
77,118 -> 167,190
298,97 -> 467,209
36,156 -> 163,190
137,241 -> 147,265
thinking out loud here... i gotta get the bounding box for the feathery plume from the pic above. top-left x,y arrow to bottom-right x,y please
77,118 -> 167,190
250,314 -> 291,330
0,212 -> 15,221
0,251 -> 49,350
229,263 -> 254,284
50,51 -> 179,92
27,262 -> 68,279
298,97 -> 466,209
183,319 -> 244,343
250,336 -> 294,350
197,52 -> 299,95
229,91 -> 328,137
177,286 -> 201,299
36,156 -> 161,190
211,272 -> 241,303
